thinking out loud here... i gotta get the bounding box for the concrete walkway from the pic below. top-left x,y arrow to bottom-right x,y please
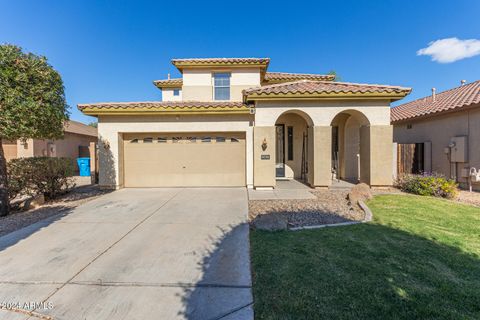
248,179 -> 316,200
0,188 -> 252,320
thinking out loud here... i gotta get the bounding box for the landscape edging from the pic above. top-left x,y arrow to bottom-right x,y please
289,200 -> 373,231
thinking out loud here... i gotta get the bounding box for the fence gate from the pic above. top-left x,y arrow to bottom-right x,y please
397,143 -> 424,175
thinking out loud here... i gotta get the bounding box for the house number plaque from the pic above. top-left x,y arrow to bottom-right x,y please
261,155 -> 270,160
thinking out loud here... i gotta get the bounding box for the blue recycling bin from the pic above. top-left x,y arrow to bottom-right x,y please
77,158 -> 91,177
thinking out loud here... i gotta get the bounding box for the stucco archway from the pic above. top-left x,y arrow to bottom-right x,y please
274,110 -> 313,181
330,109 -> 371,183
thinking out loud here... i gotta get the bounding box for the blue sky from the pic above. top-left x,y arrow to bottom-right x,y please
1,0 -> 479,124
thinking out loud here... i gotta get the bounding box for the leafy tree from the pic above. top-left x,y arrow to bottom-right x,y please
88,121 -> 98,128
0,44 -> 69,216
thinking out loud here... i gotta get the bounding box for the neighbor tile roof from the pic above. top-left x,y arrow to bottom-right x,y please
172,58 -> 270,69
78,101 -> 249,114
391,80 -> 480,123
153,78 -> 183,88
244,80 -> 411,97
263,72 -> 335,83
64,120 -> 97,137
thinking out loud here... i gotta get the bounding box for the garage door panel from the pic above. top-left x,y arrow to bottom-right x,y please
123,133 -> 245,187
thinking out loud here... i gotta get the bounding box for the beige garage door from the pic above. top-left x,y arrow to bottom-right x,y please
123,132 -> 246,187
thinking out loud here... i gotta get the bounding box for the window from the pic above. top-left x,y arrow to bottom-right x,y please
213,73 -> 231,100
130,139 -> 139,143
287,126 -> 293,161
172,137 -> 182,143
157,137 -> 167,143
173,89 -> 180,96
187,137 -> 197,143
143,137 -> 153,143
216,137 -> 225,143
201,137 -> 211,143
231,138 -> 239,143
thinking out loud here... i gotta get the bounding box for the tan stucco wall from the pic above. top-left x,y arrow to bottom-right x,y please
361,125 -> 393,186
2,141 -> 17,161
181,68 -> 261,102
97,114 -> 254,188
310,126 -> 332,187
182,86 -> 213,101
16,139 -> 34,158
31,133 -> 97,159
254,100 -> 392,126
393,107 -> 480,189
162,88 -> 182,101
253,126 -> 276,188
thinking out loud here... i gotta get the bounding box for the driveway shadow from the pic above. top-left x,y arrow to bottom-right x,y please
0,185 -> 112,251
177,223 -> 253,320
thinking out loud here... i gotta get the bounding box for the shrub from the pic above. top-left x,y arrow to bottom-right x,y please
7,157 -> 76,201
396,173 -> 458,199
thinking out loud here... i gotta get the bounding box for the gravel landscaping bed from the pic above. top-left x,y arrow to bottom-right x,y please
455,190 -> 480,207
0,185 -> 111,237
249,190 -> 365,228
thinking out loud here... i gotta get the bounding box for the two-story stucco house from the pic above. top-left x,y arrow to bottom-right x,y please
78,58 -> 411,189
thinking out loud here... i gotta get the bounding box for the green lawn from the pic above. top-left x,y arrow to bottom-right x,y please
250,195 -> 480,319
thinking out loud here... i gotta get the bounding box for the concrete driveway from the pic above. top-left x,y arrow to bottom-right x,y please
0,188 -> 252,320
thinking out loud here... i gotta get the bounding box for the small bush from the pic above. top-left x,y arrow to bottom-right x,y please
7,157 -> 76,201
396,173 -> 458,199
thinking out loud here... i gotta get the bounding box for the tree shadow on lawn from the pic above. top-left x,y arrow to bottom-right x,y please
250,223 -> 480,320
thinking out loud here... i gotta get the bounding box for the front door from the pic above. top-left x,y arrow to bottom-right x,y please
275,124 -> 285,177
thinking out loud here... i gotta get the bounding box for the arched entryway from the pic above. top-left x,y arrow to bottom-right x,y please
274,110 -> 314,182
330,110 -> 370,184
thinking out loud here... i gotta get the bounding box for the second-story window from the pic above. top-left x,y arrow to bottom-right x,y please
173,89 -> 180,96
214,73 -> 231,100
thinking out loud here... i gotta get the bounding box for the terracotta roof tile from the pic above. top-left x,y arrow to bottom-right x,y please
78,101 -> 248,113
153,78 -> 183,88
244,80 -> 411,97
263,72 -> 335,83
64,120 -> 97,137
391,80 -> 480,123
172,58 -> 270,69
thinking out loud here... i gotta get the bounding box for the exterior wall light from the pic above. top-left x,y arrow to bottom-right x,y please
261,138 -> 268,151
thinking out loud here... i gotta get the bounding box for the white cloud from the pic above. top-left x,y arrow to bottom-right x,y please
417,37 -> 480,63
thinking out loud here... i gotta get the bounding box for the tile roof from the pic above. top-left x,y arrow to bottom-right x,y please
263,72 -> 335,83
64,120 -> 97,137
391,80 -> 480,123
244,80 -> 411,99
153,78 -> 183,88
172,58 -> 270,69
78,101 -> 249,115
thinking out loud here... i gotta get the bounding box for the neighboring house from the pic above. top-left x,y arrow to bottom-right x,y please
79,58 -> 411,189
3,120 -> 98,162
391,80 -> 480,190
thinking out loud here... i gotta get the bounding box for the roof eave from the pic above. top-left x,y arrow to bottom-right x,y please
172,62 -> 270,72
245,92 -> 410,102
391,102 -> 480,124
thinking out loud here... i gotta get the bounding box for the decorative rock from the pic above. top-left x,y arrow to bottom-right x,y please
252,213 -> 288,231
348,183 -> 372,205
29,194 -> 45,209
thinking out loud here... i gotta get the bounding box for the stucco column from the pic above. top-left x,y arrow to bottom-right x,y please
360,125 -> 393,186
97,123 -> 122,189
253,126 -> 276,188
309,126 -> 332,187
